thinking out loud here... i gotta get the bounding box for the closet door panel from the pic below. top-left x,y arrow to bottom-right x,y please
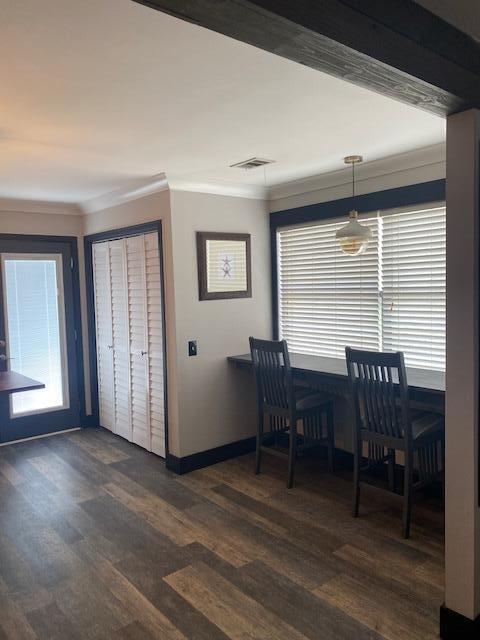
126,235 -> 150,450
93,230 -> 165,457
145,232 -> 165,457
92,242 -> 114,432
109,239 -> 132,441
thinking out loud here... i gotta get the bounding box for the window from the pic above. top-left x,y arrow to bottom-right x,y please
277,204 -> 446,371
382,206 -> 446,370
2,254 -> 69,416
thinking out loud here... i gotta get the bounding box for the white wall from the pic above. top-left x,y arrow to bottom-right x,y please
444,109 -> 480,620
269,146 -> 445,213
0,209 -> 82,236
415,0 -> 480,42
170,190 -> 271,457
268,154 -> 447,454
82,188 -> 271,458
0,152 -> 444,461
0,194 -> 177,432
82,189 -> 182,455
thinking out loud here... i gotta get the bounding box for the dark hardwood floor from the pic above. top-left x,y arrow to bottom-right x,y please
0,428 -> 444,639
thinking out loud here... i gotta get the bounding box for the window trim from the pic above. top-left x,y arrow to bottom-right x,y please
270,179 -> 446,341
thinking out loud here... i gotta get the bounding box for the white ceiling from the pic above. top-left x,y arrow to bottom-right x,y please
415,0 -> 480,42
0,0 -> 446,204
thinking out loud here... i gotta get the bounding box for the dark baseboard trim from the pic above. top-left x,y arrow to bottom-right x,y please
333,447 -> 354,469
165,438 -> 349,475
166,436 -> 257,475
440,604 -> 480,639
80,414 -> 99,429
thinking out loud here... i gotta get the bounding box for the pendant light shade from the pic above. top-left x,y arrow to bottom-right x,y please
336,155 -> 371,256
336,209 -> 372,255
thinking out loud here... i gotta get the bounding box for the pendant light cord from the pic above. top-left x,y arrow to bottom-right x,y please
352,161 -> 355,199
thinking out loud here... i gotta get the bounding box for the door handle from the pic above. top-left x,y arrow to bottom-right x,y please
108,345 -> 113,349
0,355 -> 13,362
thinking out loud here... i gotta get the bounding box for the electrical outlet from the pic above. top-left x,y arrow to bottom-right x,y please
188,340 -> 198,357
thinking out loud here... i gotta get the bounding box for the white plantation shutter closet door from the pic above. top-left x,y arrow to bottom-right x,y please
92,243 -> 115,432
278,216 -> 380,358
126,235 -> 150,450
145,233 -> 166,457
109,239 -> 132,442
92,231 -> 165,457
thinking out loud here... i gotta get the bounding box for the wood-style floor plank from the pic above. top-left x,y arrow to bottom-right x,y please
0,428 -> 444,639
165,560 -> 312,640
314,572 -> 438,640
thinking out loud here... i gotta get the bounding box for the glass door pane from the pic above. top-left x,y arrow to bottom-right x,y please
1,254 -> 69,417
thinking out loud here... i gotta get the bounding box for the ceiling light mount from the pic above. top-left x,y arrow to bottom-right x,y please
344,155 -> 363,165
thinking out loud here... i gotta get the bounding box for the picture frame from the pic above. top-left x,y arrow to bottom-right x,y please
196,231 -> 252,300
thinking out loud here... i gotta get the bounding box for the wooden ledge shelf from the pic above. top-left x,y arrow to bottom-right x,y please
0,371 -> 45,395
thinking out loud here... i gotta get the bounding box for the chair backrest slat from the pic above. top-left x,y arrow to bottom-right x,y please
346,347 -> 411,441
250,337 -> 293,414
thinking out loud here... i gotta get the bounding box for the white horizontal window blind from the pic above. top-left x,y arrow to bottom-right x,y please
277,203 -> 446,371
278,216 -> 380,359
382,206 -> 446,371
2,256 -> 68,416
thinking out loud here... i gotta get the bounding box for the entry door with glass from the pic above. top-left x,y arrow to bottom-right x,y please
0,238 -> 80,442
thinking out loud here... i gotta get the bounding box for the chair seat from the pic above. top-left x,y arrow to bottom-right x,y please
295,390 -> 332,413
294,386 -> 315,400
360,410 -> 444,442
410,411 -> 444,441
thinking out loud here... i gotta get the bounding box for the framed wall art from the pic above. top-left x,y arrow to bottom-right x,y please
196,231 -> 252,300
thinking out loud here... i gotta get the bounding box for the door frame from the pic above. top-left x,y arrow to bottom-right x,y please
0,233 -> 86,433
84,221 -> 169,458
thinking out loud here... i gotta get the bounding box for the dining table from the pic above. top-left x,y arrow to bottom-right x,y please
0,371 -> 45,395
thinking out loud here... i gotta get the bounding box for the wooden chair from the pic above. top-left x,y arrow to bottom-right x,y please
345,347 -> 444,538
250,337 -> 335,488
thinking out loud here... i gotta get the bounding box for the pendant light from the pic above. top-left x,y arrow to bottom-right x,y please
336,155 -> 372,256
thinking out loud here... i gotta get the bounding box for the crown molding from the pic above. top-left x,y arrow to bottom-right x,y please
168,177 -> 269,201
80,173 -> 169,214
0,146 -> 446,216
0,198 -> 81,216
269,144 -> 446,202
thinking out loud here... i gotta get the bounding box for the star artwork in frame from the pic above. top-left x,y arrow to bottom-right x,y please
221,254 -> 234,279
196,232 -> 252,300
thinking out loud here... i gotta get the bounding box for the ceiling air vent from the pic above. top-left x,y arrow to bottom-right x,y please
230,157 -> 275,170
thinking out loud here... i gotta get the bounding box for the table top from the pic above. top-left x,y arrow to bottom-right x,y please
228,352 -> 445,395
0,371 -> 45,395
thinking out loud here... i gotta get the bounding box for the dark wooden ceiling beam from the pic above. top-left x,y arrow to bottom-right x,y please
132,0 -> 480,117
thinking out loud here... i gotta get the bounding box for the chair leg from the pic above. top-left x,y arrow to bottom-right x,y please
287,421 -> 297,489
388,448 -> 396,493
255,409 -> 263,475
441,438 -> 446,507
326,404 -> 335,474
402,453 -> 413,539
352,437 -> 361,517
